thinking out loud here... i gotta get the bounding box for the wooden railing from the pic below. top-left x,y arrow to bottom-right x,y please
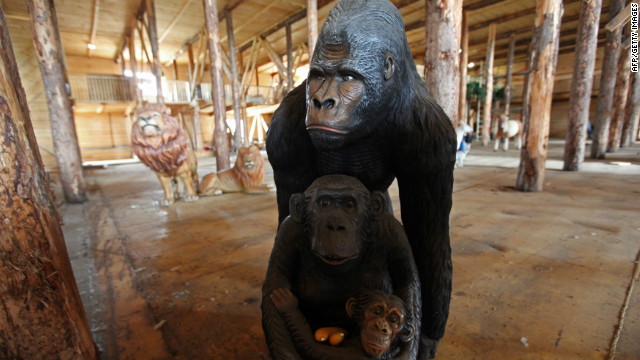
69,75 -> 134,103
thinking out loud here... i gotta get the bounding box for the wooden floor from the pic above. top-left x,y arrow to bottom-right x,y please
60,140 -> 640,359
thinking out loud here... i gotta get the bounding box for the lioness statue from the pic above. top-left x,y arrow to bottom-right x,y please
199,144 -> 271,195
131,103 -> 199,206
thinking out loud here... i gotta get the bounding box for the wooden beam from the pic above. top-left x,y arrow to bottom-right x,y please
127,34 -> 140,102
515,0 -> 563,192
258,36 -> 287,79
621,71 -> 640,146
158,0 -> 193,44
0,7 -> 97,357
463,0 -> 503,11
87,0 -> 100,57
605,0 -> 638,31
203,0 -> 231,171
481,23 -> 496,146
26,0 -> 87,203
563,0 -> 602,171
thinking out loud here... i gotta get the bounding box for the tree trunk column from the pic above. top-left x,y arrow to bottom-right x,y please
0,8 -> 98,359
146,0 -> 164,104
424,0 -> 462,128
458,11 -> 468,126
226,10 -> 243,151
622,71 -> 640,146
591,0 -> 626,159
607,37 -> 631,152
203,0 -> 230,170
563,0 -> 602,171
516,0 -> 563,192
481,23 -> 496,146
26,0 -> 87,203
307,0 -> 318,58
504,33 -> 516,116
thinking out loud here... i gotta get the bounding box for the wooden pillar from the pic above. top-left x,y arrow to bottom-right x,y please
622,71 -> 640,146
458,11 -> 468,126
515,0 -> 563,192
226,10 -> 243,151
424,0 -> 462,128
607,37 -> 631,153
203,0 -> 230,170
481,23 -> 497,146
127,34 -> 140,103
307,0 -> 318,58
563,0 -> 602,171
0,8 -> 98,358
286,22 -> 294,92
591,0 -> 625,159
504,33 -> 516,116
145,0 -> 164,104
26,0 -> 87,203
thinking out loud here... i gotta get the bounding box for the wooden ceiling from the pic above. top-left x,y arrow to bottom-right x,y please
1,0 -> 612,79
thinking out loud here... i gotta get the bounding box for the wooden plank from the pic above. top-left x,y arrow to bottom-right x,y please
26,0 -> 87,203
515,0 -> 563,192
481,23 -> 496,146
563,0 -> 602,171
504,33 -> 515,116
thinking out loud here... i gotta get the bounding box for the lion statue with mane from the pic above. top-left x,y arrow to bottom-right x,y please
199,144 -> 272,195
131,103 -> 198,206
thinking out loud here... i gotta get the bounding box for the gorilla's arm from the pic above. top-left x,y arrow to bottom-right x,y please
396,90 -> 456,358
261,219 -> 305,360
266,82 -> 317,224
384,218 -> 422,360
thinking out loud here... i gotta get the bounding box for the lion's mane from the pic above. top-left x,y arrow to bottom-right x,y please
131,104 -> 190,175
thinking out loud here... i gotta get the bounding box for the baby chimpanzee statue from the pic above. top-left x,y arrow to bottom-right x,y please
261,174 -> 421,360
271,287 -> 415,359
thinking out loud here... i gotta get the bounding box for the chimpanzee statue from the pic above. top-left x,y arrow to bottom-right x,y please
261,175 -> 421,359
265,0 -> 456,357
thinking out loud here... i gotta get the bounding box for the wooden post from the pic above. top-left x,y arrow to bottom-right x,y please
424,0 -> 462,128
286,22 -> 294,92
515,0 -> 563,192
307,0 -> 318,58
0,7 -> 98,358
591,0 -> 625,159
26,0 -> 87,203
127,33 -> 140,103
203,0 -> 230,170
504,33 -> 516,116
563,0 -> 602,171
226,10 -> 243,151
145,0 -> 164,104
607,37 -> 631,153
622,71 -> 640,146
458,11 -> 468,126
481,23 -> 497,146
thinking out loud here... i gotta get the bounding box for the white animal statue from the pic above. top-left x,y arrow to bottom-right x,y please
494,114 -> 522,151
456,121 -> 473,168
